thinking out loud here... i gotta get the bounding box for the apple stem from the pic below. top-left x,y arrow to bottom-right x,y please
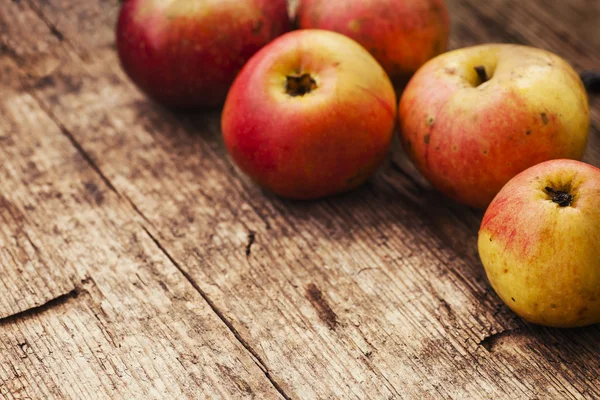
474,65 -> 489,84
580,71 -> 600,93
545,187 -> 573,207
286,73 -> 317,97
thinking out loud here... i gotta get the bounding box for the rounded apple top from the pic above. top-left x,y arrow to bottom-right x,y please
399,44 -> 591,209
221,29 -> 397,199
225,29 -> 395,108
481,159 -> 600,229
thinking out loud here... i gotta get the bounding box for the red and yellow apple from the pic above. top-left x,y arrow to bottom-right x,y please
478,159 -> 600,328
295,0 -> 450,85
221,29 -> 397,199
116,0 -> 290,109
399,44 -> 590,209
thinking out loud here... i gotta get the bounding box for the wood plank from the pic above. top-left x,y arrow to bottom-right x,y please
0,4 -> 284,399
0,89 -> 283,399
0,95 -> 81,319
5,0 -> 600,398
0,0 -> 81,317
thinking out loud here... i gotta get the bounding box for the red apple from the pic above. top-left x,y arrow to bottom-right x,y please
295,0 -> 450,85
478,159 -> 600,328
116,0 -> 290,109
399,44 -> 590,209
221,29 -> 397,199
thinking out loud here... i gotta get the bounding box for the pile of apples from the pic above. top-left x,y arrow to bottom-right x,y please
116,0 -> 599,328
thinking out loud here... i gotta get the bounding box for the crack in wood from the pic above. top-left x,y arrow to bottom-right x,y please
245,230 -> 256,257
17,341 -> 29,359
352,267 -> 379,277
0,277 -> 91,326
23,0 -> 64,41
120,191 -> 157,229
479,328 -> 526,352
140,225 -> 292,400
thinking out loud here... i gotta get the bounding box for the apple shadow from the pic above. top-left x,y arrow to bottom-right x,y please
259,140 -> 490,281
484,322 -> 600,379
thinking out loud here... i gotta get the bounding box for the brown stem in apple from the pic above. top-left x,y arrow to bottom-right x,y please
580,71 -> 600,93
545,187 -> 573,207
286,73 -> 317,97
474,65 -> 489,85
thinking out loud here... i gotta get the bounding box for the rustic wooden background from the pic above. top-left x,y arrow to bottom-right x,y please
1,0 -> 599,398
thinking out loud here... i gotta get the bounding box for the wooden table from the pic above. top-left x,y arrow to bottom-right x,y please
1,0 -> 599,398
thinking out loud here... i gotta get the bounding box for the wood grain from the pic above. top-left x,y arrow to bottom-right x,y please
0,4 -> 285,399
1,0 -> 599,398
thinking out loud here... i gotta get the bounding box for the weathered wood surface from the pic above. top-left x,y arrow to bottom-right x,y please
1,0 -> 599,398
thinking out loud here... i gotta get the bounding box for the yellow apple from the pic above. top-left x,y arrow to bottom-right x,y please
399,44 -> 590,209
478,159 -> 600,328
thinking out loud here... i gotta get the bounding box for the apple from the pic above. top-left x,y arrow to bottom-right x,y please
478,159 -> 600,328
399,44 -> 590,209
116,0 -> 290,109
221,29 -> 397,199
295,0 -> 450,86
